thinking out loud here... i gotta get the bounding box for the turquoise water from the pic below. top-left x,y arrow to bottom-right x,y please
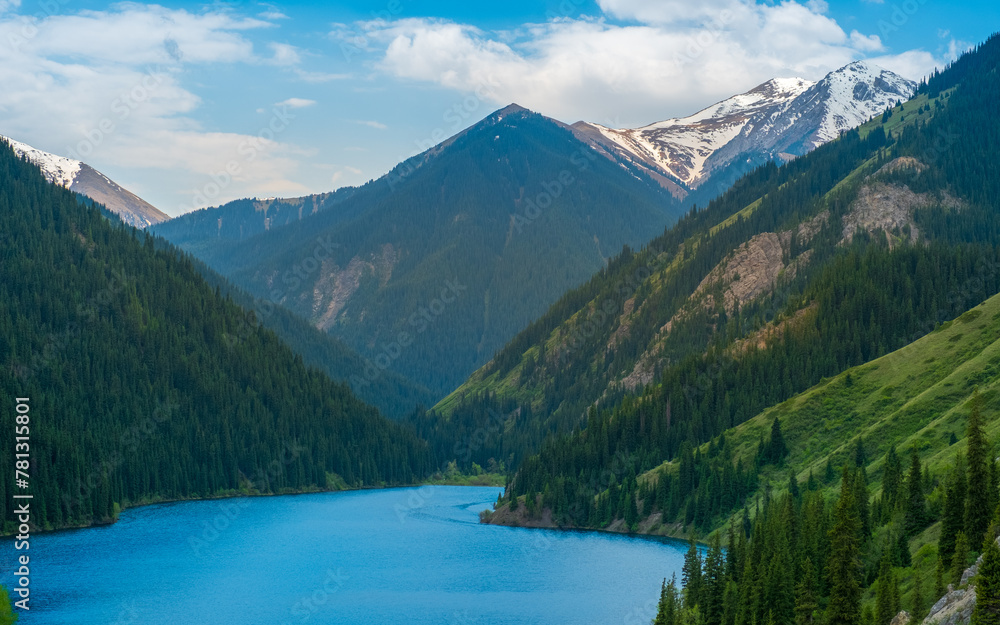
1,486 -> 687,624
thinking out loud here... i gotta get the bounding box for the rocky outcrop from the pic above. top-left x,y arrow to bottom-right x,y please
697,232 -> 787,314
842,180 -> 962,247
922,536 -> 1000,625
925,585 -> 976,625
309,244 -> 400,331
891,611 -> 912,625
618,210 -> 828,391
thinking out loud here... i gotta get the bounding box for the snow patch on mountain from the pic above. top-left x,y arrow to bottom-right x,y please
3,135 -> 82,187
2,134 -> 168,228
573,61 -> 916,192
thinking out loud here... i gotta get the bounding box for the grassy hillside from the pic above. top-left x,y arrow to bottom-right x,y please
664,290 -> 1000,504
490,33 -> 1000,533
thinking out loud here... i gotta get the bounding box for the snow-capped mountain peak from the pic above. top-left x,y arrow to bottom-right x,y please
1,135 -> 168,229
5,136 -> 82,188
571,61 -> 916,197
807,60 -> 915,145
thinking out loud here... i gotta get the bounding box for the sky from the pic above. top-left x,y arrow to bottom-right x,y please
0,0 -> 994,217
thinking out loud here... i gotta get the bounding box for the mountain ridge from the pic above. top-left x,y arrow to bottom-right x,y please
571,60 -> 916,198
1,135 -> 169,229
155,105 -> 684,397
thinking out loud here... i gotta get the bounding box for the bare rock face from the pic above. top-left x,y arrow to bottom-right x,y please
923,536 -> 1000,625
890,610 -> 911,625
841,172 -> 963,247
842,182 -> 923,245
697,232 -> 787,314
924,585 -> 976,625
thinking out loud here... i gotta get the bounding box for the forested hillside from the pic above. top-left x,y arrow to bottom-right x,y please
174,255 -> 435,419
470,32 -> 1000,625
433,35 -> 1000,484
0,141 -> 433,532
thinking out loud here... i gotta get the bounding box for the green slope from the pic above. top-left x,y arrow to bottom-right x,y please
489,33 -> 1000,537
688,292 -> 1000,497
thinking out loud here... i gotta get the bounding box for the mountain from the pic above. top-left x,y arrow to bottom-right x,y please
572,61 -> 916,198
152,189 -> 357,256
154,104 -> 684,397
433,35 -> 998,486
0,138 -> 433,532
2,135 -> 169,229
462,34 -> 1000,625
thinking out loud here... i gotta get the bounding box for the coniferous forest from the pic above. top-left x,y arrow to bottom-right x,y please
0,138 -> 434,532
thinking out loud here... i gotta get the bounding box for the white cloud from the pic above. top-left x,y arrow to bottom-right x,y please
0,4 -> 314,215
276,98 -> 317,109
850,30 -> 884,53
331,165 -> 362,184
268,42 -> 302,66
355,120 -> 388,129
355,3 -> 949,126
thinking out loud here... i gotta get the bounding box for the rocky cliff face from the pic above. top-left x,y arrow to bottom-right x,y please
922,537 -> 1000,625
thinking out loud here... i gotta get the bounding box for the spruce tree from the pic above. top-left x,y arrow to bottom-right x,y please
904,450 -> 927,537
682,536 -> 703,609
794,557 -> 818,625
655,576 -> 680,625
967,393 -> 992,548
936,555 -> 945,598
882,446 -> 903,518
827,467 -> 862,625
875,556 -> 900,625
910,570 -> 925,625
767,418 -> 788,464
703,533 -> 726,625
940,457 -> 968,567
953,531 -> 971,585
975,538 -> 1000,625
855,468 -> 872,540
855,437 -> 868,468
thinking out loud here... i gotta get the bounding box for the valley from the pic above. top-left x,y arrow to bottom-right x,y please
2,5 -> 1000,624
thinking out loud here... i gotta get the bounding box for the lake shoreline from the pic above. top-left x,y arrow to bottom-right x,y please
7,473 -> 506,537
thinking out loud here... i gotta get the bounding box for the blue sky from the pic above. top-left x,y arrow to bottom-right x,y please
0,0 -> 993,216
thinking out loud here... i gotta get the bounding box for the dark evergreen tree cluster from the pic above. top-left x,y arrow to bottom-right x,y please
0,139 -> 433,532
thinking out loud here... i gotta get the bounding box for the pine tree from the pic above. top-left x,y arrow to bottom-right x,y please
827,467 -> 862,625
655,576 -> 680,625
904,450 -> 927,537
875,556 -> 900,625
794,557 -> 818,625
974,538 -> 1000,625
967,392 -> 992,548
940,457 -> 968,567
910,570 -> 925,625
953,532 -> 971,585
682,536 -> 703,609
703,533 -> 726,625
